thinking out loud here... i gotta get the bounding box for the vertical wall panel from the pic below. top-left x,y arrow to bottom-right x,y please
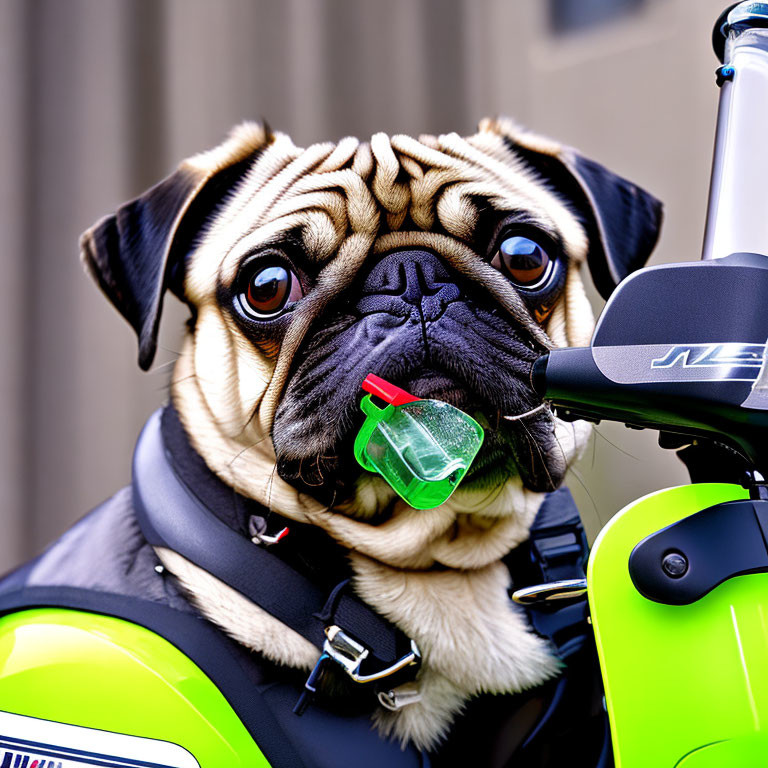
288,0 -> 332,142
27,0 -> 147,551
0,0 -> 28,566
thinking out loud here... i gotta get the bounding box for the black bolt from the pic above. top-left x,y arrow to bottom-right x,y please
662,551 -> 688,578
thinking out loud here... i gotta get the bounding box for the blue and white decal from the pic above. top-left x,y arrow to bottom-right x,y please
650,343 -> 765,379
0,711 -> 199,768
593,343 -> 767,384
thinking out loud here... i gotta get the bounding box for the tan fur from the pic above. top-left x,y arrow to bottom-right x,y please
353,554 -> 561,749
152,118 -> 596,749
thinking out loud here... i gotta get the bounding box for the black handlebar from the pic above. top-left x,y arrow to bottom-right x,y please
536,253 -> 768,474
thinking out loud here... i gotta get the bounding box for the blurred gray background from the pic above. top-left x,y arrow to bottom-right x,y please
0,0 -> 727,571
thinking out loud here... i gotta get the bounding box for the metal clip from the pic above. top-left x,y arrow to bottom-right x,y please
511,578 -> 588,605
251,527 -> 289,545
324,625 -> 421,684
293,627 -> 421,716
249,515 -> 289,546
377,682 -> 422,711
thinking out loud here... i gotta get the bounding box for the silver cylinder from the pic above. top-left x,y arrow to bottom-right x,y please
703,18 -> 768,260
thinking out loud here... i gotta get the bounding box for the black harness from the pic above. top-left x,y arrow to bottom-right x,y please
135,408 -> 599,728
0,406 -> 606,766
133,408 -> 420,712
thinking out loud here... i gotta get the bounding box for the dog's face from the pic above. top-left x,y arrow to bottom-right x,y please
82,118 -> 661,564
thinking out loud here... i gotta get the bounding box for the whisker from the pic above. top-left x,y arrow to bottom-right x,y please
503,403 -> 549,422
297,455 -> 325,487
592,425 -> 641,460
478,478 -> 509,509
225,439 -> 265,471
550,416 -> 571,471
170,373 -> 199,386
461,475 -> 509,512
566,465 -> 600,529
265,461 -> 279,519
149,358 -> 180,375
519,419 -> 556,490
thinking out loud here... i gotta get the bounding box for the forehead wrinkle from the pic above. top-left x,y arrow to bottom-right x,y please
352,141 -> 374,181
371,133 -> 410,216
289,168 -> 369,200
209,134 -> 303,235
466,130 -> 526,166
438,132 -> 536,195
435,182 -> 479,241
399,155 -> 424,181
442,132 -> 587,261
315,136 -> 359,173
437,131 -> 569,213
244,133 -> 302,189
293,169 -> 379,236
215,212 -> 311,285
206,144 -> 334,256
408,167 -> 472,231
298,209 -> 346,263
269,190 -> 348,232
231,141 -> 337,237
390,134 -> 458,169
432,178 -> 557,244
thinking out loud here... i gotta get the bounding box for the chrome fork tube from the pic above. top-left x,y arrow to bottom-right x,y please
703,7 -> 768,260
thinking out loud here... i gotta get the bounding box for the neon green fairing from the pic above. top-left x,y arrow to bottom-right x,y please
0,608 -> 271,766
586,483 -> 768,767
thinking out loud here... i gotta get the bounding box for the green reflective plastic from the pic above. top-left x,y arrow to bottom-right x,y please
586,483 -> 768,767
354,394 -> 484,509
0,608 -> 271,767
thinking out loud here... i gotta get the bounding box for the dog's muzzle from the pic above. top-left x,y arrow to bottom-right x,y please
273,247 -> 563,501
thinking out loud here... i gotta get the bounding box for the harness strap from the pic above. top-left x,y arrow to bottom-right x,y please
504,487 -> 590,658
132,409 -> 416,680
504,488 -> 612,765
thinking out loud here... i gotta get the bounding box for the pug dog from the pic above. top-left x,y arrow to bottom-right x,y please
80,117 -> 662,751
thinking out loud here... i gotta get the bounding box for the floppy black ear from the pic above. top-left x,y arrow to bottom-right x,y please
80,122 -> 271,370
481,117 -> 663,300
551,148 -> 663,300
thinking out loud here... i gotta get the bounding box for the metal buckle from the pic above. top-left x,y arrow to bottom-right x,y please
293,626 -> 421,715
324,625 -> 421,684
511,578 -> 588,605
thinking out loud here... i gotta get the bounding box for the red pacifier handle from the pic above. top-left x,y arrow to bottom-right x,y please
361,373 -> 421,406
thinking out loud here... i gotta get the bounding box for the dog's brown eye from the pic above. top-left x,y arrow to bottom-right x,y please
242,264 -> 302,318
491,236 -> 553,290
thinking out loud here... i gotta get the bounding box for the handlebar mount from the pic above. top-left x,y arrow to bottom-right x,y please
536,3 -> 768,478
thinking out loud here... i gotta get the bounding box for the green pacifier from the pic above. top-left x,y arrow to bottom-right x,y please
353,373 -> 485,510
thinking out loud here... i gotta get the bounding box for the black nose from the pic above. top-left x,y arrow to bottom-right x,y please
356,249 -> 461,322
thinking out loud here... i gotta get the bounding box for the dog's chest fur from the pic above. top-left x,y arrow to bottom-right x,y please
80,117 -> 662,752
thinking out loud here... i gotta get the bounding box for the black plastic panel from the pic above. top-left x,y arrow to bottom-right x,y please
629,499 -> 768,605
593,253 -> 768,346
